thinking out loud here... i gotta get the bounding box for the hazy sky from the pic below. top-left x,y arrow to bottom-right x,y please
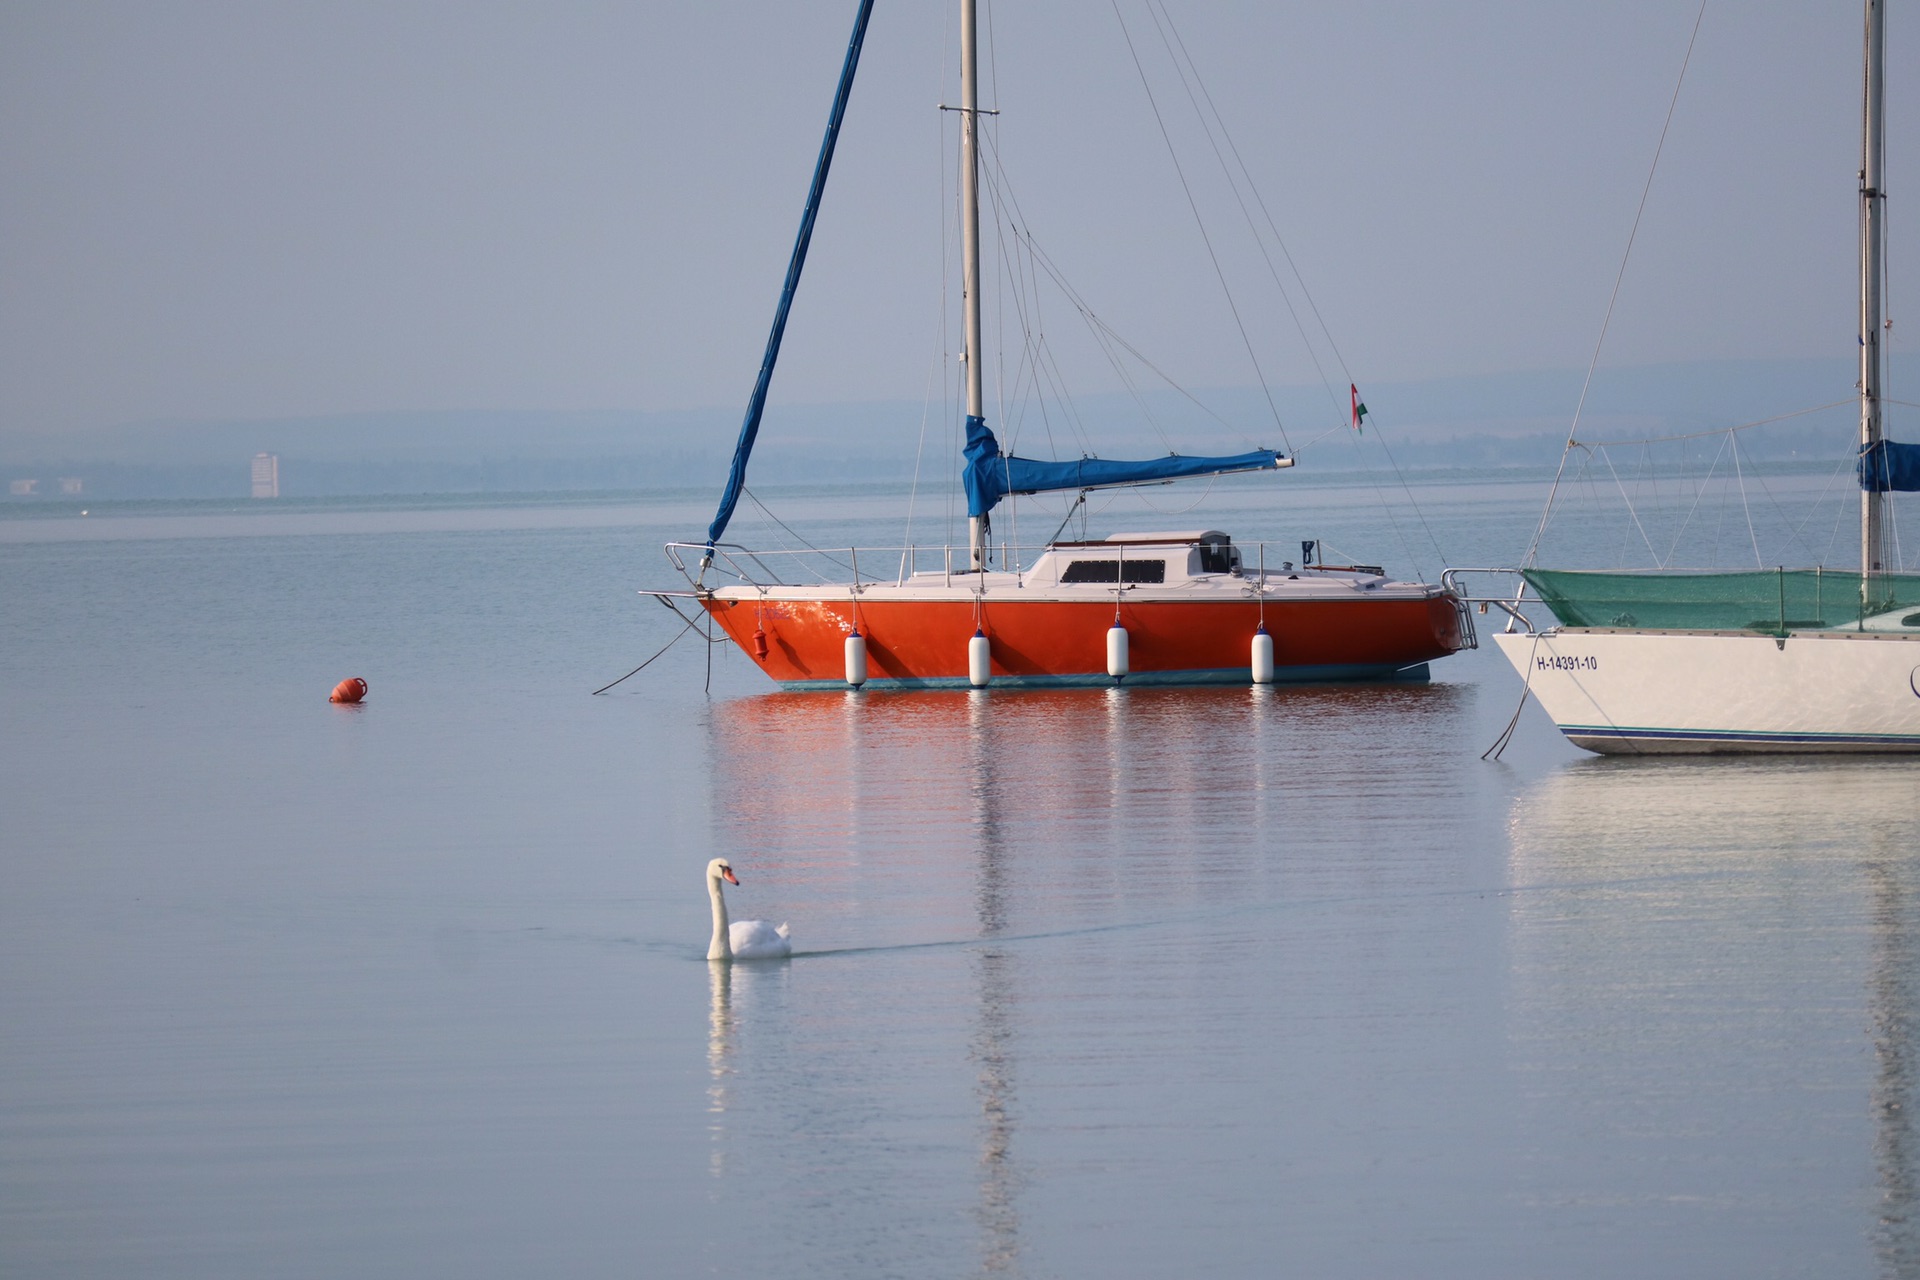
1,0 -> 1913,446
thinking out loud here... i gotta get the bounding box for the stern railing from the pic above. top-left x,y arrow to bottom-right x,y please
1440,568 -> 1537,637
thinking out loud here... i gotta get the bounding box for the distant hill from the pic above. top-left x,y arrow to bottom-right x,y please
4,356 -> 1910,500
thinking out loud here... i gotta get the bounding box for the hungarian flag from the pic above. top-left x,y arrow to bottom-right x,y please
1350,384 -> 1368,433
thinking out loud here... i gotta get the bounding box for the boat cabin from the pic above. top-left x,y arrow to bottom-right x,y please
1030,530 -> 1242,588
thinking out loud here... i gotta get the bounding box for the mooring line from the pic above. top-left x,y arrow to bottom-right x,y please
591,597 -> 709,695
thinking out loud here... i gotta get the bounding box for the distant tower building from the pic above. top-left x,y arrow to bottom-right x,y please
9,478 -> 39,496
251,453 -> 280,499
59,477 -> 83,495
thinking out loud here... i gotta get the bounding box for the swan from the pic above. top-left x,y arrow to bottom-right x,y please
706,858 -> 791,961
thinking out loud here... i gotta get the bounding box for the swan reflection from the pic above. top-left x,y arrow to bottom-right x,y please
696,680 -> 1470,1275
707,961 -> 733,1179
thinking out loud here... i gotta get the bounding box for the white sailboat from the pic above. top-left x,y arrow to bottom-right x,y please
1456,0 -> 1920,754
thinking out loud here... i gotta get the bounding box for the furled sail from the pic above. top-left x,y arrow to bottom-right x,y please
1859,439 -> 1920,492
960,416 -> 1286,518
705,0 -> 876,555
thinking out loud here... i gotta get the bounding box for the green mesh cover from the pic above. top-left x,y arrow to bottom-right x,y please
1521,568 -> 1920,633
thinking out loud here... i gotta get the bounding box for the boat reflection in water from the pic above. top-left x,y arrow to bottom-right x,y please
704,681 -> 1473,917
1506,758 -> 1920,1274
963,690 -> 1021,1275
694,680 -> 1470,1274
1865,853 -> 1918,1280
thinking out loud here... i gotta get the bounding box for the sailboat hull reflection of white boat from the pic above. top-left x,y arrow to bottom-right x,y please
1460,0 -> 1920,755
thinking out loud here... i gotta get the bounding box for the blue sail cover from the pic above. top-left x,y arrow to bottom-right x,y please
1860,439 -> 1920,492
704,0 -> 875,552
962,415 -> 1285,517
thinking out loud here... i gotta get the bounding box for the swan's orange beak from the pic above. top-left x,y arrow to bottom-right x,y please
721,867 -> 740,885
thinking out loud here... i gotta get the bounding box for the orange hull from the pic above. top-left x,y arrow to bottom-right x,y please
702,594 -> 1465,688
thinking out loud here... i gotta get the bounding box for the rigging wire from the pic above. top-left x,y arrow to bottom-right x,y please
1110,0 -> 1291,453
1151,0 -> 1450,584
1155,7 -> 1351,394
1582,400 -> 1864,571
911,68 -> 959,557
978,126 -> 1308,467
1525,0 -> 1710,567
1797,449 -> 1859,552
978,160 -> 1098,464
1727,430 -> 1763,567
1143,0 -> 1344,431
1721,430 -> 1854,568
902,349 -> 945,560
1612,443 -> 1658,568
1822,455 -> 1856,565
744,487 -> 851,572
999,224 -> 1246,440
591,597 -> 712,694
1891,487 -> 1905,571
1657,432 -> 1727,565
1133,472 -> 1220,516
1481,630 -> 1543,760
1133,0 -> 1446,573
1575,398 -> 1856,448
977,133 -> 1187,453
1597,446 -> 1663,566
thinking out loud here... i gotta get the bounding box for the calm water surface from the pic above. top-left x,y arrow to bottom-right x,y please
2,483 -> 1915,1278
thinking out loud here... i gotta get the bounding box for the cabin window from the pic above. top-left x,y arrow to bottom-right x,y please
1061,558 -> 1167,584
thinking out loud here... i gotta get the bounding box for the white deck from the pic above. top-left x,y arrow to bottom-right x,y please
701,530 -> 1449,606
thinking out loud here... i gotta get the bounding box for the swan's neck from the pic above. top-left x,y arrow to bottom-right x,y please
707,873 -> 732,961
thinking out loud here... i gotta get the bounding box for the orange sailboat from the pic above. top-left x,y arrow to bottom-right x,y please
656,0 -> 1471,690
675,531 -> 1466,690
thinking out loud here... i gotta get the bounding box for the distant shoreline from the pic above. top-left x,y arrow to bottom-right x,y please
3,355 -> 1909,501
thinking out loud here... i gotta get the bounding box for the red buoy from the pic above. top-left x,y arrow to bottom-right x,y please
752,628 -> 769,660
329,677 -> 368,704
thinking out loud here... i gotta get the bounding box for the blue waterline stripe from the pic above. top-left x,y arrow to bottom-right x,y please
776,662 -> 1431,691
1564,724 -> 1920,747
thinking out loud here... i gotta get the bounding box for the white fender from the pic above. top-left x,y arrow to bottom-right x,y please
1106,624 -> 1130,680
968,630 -> 992,687
1251,626 -> 1274,684
845,631 -> 868,687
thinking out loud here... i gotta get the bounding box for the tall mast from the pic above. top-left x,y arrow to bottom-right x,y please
961,0 -> 989,570
1862,0 -> 1888,582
